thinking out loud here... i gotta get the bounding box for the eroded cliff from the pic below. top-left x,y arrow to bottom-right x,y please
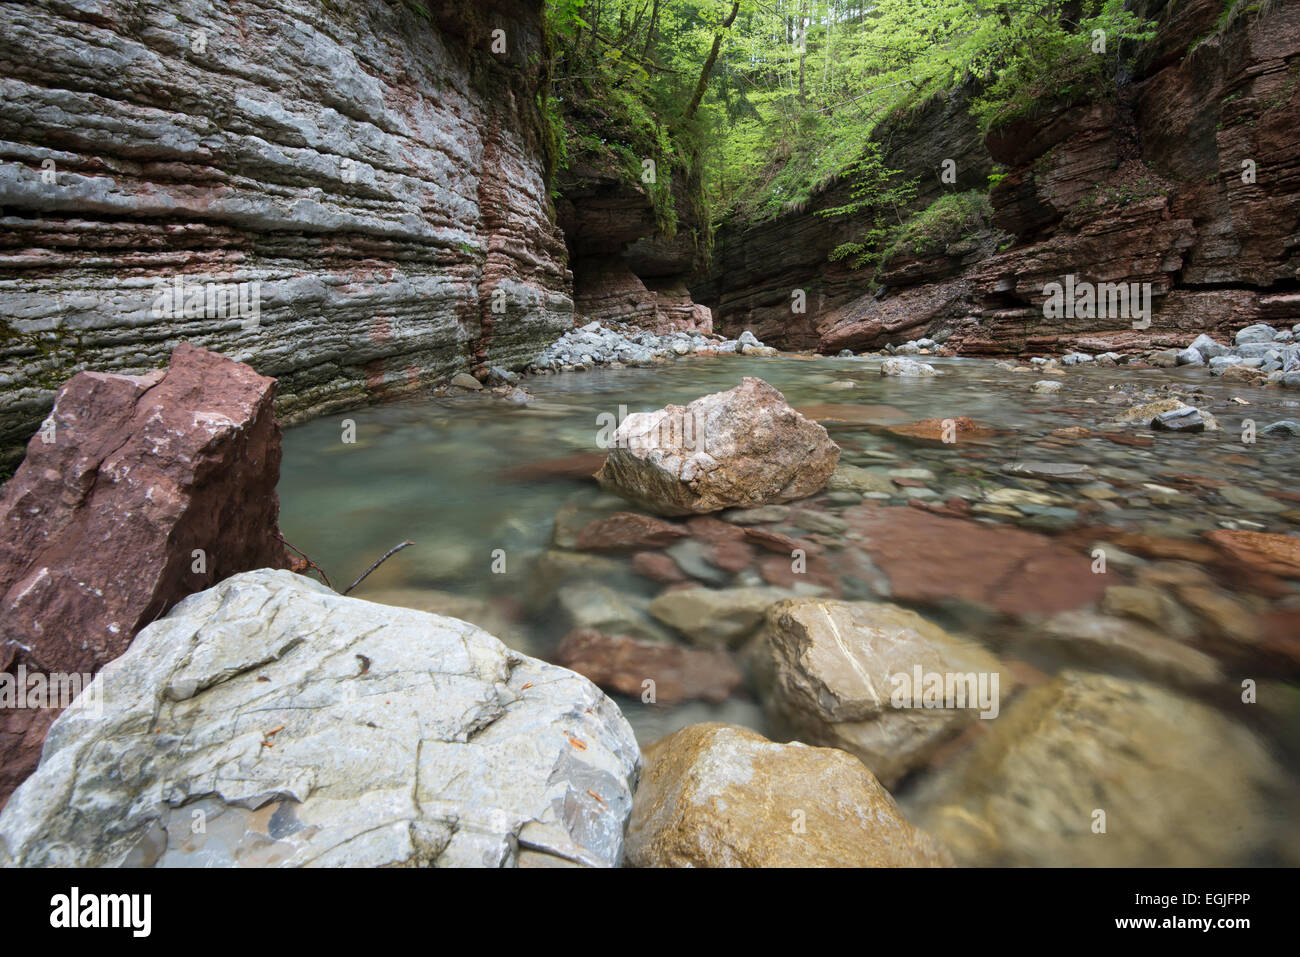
0,0 -> 573,471
696,0 -> 1300,355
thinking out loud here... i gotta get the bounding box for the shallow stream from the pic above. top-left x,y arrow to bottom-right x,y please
280,354 -> 1300,865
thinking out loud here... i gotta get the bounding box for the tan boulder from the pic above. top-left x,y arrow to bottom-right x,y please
626,723 -> 951,867
914,671 -> 1291,866
756,599 -> 1011,787
648,585 -> 793,649
596,377 -> 839,516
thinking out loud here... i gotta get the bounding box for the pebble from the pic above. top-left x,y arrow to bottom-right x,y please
1218,486 -> 1288,514
1002,462 -> 1097,484
1151,406 -> 1205,432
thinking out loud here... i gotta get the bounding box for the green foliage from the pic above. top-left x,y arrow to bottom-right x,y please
543,1 -> 1160,232
827,187 -> 990,274
689,1 -> 1157,220
399,0 -> 431,21
970,0 -> 1157,132
544,0 -> 744,241
880,189 -> 991,260
819,142 -> 918,268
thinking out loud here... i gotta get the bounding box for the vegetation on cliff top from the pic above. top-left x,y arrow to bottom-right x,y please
544,0 -> 1157,237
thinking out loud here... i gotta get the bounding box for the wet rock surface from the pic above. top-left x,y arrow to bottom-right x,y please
756,599 -> 1011,788
911,671 -> 1294,867
552,629 -> 743,705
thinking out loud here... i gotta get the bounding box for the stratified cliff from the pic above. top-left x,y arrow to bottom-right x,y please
0,0 -> 573,472
696,0 -> 1300,355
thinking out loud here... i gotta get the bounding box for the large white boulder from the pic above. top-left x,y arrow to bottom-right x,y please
0,570 -> 641,868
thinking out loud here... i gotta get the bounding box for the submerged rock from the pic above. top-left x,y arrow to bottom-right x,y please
1027,610 -> 1220,690
1205,530 -> 1300,578
914,671 -> 1289,866
0,570 -> 641,868
880,357 -> 938,377
755,598 -> 1010,788
626,723 -> 952,867
595,377 -> 840,516
648,585 -> 792,649
574,512 -> 688,551
827,464 -> 896,495
845,506 -> 1106,616
1261,420 -> 1300,437
551,629 -> 742,705
1001,461 -> 1097,484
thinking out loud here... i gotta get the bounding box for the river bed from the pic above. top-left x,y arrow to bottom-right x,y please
280,353 -> 1300,866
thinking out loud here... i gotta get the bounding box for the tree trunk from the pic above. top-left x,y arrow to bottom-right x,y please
643,0 -> 661,59
684,1 -> 741,120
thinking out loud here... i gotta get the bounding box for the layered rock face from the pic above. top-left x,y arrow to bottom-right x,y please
0,343 -> 288,806
692,89 -> 995,349
556,153 -> 711,332
0,571 -> 642,867
698,0 -> 1300,355
0,0 -> 572,472
950,0 -> 1300,356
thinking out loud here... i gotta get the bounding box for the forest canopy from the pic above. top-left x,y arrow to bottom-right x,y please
545,0 -> 1158,227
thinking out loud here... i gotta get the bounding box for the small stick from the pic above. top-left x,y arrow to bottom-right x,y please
275,532 -> 333,590
343,541 -> 415,595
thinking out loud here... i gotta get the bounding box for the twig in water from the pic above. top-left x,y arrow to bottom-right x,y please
275,532 -> 333,590
343,541 -> 415,595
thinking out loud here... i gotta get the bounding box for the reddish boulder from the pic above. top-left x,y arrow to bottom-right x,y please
502,451 -> 605,483
845,506 -> 1105,616
0,343 -> 288,805
883,416 -> 998,446
631,551 -> 688,584
575,512 -> 687,551
684,515 -> 757,573
743,526 -> 818,556
1205,530 -> 1300,579
550,629 -> 744,705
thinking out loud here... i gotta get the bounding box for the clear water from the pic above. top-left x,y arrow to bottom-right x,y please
279,354 -> 1300,865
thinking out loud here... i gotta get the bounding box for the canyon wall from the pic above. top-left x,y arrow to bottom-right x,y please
697,0 -> 1300,355
0,0 -> 573,473
692,87 -> 995,350
556,145 -> 712,333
